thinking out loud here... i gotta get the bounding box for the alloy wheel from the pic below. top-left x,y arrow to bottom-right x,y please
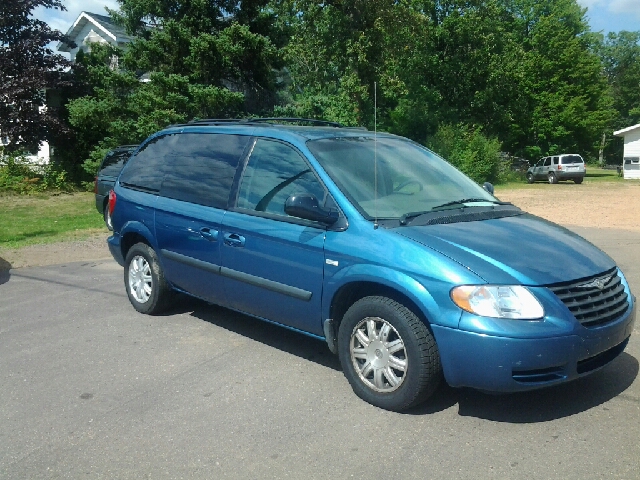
350,317 -> 408,392
128,255 -> 152,303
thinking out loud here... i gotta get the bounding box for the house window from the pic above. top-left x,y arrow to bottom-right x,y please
109,55 -> 119,71
624,157 -> 640,170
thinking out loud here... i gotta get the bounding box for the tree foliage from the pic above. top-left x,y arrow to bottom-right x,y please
67,0 -> 284,175
274,0 -> 615,162
593,31 -> 640,163
0,0 -> 72,152
55,0 -> 640,182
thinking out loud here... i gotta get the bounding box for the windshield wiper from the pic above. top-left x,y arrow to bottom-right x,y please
399,199 -> 512,226
399,210 -> 432,225
430,198 -> 510,211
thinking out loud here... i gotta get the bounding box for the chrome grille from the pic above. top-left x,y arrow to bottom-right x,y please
547,268 -> 629,328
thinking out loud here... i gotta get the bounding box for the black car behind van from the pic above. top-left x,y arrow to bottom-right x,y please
94,145 -> 138,230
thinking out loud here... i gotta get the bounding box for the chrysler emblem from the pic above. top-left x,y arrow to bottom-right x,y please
577,275 -> 612,290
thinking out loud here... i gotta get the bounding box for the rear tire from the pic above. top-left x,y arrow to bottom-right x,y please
337,296 -> 442,411
574,177 -> 583,184
548,172 -> 558,184
124,243 -> 173,314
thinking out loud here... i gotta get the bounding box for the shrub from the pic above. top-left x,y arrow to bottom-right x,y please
0,151 -> 74,194
427,124 -> 504,184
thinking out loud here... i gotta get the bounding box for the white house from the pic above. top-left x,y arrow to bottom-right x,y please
57,11 -> 132,62
613,124 -> 640,180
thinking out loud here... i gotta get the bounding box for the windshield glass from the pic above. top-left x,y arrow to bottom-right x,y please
307,136 -> 495,219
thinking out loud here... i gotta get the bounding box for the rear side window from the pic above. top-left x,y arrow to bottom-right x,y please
99,149 -> 134,177
120,133 -> 250,208
160,133 -> 250,208
560,155 -> 583,164
552,157 -> 559,165
543,158 -> 551,166
120,134 -> 178,193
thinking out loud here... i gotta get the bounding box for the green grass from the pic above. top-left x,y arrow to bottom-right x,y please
583,167 -> 624,182
0,192 -> 106,249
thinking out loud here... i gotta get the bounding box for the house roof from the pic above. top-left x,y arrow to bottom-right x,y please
58,11 -> 132,52
613,124 -> 640,137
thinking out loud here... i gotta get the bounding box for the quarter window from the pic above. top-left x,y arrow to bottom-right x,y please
119,133 -> 249,208
236,139 -> 325,216
119,135 -> 178,193
160,133 -> 249,208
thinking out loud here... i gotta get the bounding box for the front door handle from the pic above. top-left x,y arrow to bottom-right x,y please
223,232 -> 245,247
199,228 -> 219,242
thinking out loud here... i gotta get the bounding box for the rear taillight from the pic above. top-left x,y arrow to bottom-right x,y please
557,164 -> 562,170
94,176 -> 98,194
108,190 -> 116,215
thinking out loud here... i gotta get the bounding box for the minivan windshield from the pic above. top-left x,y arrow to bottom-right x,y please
307,136 -> 495,220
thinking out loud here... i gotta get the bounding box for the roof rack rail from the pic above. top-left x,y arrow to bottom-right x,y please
186,118 -> 246,125
246,117 -> 345,128
181,117 -> 346,128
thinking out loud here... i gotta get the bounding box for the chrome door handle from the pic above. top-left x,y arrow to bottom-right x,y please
223,233 -> 245,247
199,228 -> 218,242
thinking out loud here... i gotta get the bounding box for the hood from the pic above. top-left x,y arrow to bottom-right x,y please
396,213 -> 615,285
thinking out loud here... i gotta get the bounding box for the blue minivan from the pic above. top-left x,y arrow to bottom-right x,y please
107,119 -> 636,411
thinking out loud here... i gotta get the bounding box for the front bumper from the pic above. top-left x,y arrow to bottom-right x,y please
432,298 -> 636,392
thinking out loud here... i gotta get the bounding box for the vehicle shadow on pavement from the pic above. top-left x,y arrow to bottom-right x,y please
410,352 -> 639,422
162,295 -> 638,420
165,294 -> 342,372
0,256 -> 11,285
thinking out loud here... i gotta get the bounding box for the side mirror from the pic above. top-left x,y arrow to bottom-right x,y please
482,182 -> 494,195
284,194 -> 339,225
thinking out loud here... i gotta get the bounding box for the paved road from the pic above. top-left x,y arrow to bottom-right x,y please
1,227 -> 639,479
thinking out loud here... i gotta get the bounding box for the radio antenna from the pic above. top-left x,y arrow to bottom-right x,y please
374,81 -> 378,230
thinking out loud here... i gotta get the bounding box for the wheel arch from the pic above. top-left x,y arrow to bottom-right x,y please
329,281 -> 432,332
119,221 -> 156,261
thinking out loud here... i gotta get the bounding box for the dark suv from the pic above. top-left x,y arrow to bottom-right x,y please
94,145 -> 138,229
107,119 -> 635,411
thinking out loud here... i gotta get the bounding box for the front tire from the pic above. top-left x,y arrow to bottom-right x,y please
124,243 -> 172,314
337,296 -> 442,411
526,172 -> 534,184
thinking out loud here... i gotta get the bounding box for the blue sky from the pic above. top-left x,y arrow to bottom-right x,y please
579,0 -> 640,34
36,0 -> 639,44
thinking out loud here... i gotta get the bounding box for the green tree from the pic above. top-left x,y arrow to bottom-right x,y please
498,0 -> 614,159
427,124 -> 503,183
68,44 -> 244,175
0,0 -> 72,153
275,0 -> 433,130
67,0 -> 283,176
594,31 -> 640,163
276,0 -> 613,162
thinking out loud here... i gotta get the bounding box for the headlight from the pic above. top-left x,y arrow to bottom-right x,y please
450,285 -> 544,320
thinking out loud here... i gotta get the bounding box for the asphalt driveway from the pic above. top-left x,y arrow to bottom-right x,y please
1,227 -> 639,479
